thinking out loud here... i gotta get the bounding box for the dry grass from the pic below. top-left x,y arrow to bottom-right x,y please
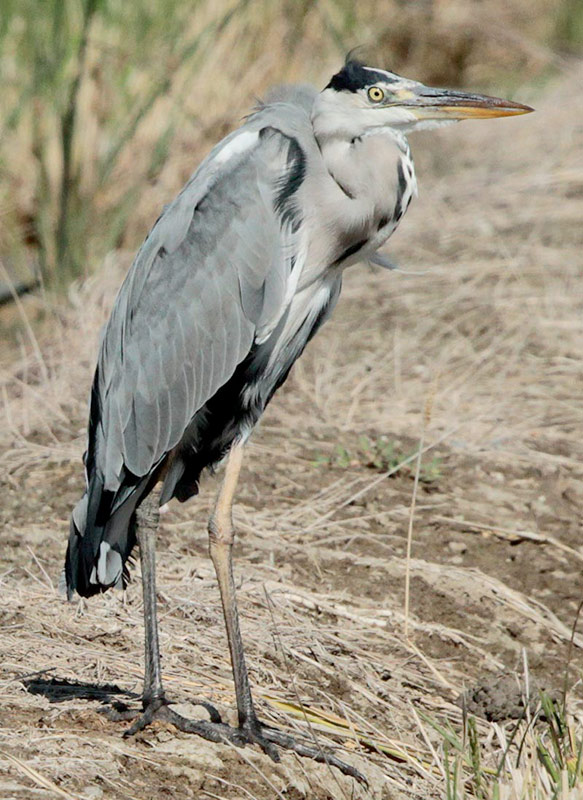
1,47 -> 583,800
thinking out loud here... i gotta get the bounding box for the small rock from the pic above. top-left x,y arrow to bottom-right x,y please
154,737 -> 224,771
447,541 -> 467,554
170,702 -> 215,722
82,788 -> 104,800
163,764 -> 204,788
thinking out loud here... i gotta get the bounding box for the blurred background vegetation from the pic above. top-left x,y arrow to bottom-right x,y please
0,0 -> 581,296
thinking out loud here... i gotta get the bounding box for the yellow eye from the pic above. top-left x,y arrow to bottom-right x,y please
367,86 -> 385,103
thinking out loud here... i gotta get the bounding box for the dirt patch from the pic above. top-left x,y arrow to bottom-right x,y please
457,674 -> 561,722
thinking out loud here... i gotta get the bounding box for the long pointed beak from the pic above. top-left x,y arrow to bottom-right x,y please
406,86 -> 534,120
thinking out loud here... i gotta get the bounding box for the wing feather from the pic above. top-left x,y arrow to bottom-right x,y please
90,122 -> 303,496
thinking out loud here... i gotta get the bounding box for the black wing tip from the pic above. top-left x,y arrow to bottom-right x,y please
65,482 -> 132,600
64,518 -> 101,599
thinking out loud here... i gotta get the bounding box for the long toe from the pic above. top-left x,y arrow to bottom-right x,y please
240,716 -> 366,784
163,706 -> 247,745
98,701 -> 139,722
109,697 -> 249,748
103,696 -> 225,738
260,724 -> 367,784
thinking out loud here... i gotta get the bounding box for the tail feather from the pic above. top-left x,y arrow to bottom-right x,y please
65,476 -> 148,599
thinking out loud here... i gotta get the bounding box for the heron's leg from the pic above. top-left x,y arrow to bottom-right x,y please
205,444 -> 366,781
109,493 -> 167,733
207,444 -> 263,735
109,492 -> 223,735
136,493 -> 164,705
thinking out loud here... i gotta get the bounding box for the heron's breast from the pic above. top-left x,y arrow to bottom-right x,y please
305,131 -> 416,268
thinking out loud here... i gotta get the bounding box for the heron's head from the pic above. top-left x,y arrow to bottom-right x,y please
313,60 -> 533,140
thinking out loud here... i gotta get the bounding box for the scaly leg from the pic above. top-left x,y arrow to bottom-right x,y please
207,444 -> 272,749
208,444 -> 365,781
136,493 -> 164,705
108,492 -> 227,737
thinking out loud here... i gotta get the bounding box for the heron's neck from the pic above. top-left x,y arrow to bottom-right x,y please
314,126 -> 412,207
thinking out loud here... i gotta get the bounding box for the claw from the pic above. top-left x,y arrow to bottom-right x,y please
123,696 -> 166,737
240,718 -> 281,762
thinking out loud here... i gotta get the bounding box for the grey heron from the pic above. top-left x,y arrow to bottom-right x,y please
64,60 -> 532,776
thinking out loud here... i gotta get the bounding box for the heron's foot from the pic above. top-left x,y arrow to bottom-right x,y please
239,714 -> 367,784
104,699 -> 365,783
102,695 -> 228,739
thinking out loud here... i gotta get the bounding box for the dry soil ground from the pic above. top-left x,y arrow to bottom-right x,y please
1,67 -> 582,799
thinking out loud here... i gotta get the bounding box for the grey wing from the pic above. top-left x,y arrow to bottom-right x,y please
91,125 -> 303,503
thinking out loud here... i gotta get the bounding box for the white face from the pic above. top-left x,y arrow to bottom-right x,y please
312,63 -> 533,140
312,79 -> 441,141
361,67 -> 425,108
312,84 -> 424,139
